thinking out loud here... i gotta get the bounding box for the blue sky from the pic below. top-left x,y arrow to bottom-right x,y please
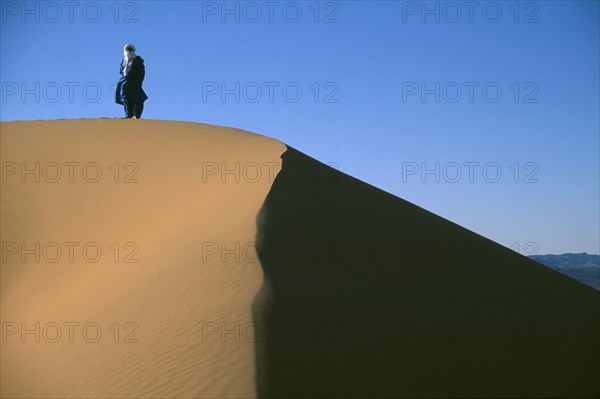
1,1 -> 598,254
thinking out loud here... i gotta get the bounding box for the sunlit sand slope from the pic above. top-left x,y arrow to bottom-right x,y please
1,119 -> 286,398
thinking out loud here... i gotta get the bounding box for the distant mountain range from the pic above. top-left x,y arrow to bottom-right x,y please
529,253 -> 600,290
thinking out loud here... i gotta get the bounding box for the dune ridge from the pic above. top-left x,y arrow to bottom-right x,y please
1,119 -> 285,398
253,146 -> 600,398
1,119 -> 598,398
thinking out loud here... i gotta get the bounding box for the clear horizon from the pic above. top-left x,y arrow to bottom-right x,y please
1,0 -> 598,255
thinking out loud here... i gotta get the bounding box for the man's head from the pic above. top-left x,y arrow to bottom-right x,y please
124,44 -> 136,53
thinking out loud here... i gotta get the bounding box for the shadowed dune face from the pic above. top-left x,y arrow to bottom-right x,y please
254,146 -> 600,398
3,121 -> 598,398
1,119 -> 286,398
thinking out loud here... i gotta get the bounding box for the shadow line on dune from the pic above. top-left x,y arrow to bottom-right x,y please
252,145 -> 599,398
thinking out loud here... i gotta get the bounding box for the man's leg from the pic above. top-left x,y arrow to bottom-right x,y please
124,101 -> 135,118
134,102 -> 144,119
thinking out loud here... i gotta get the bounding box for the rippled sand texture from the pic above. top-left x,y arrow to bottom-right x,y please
1,119 -> 286,398
2,119 -> 599,398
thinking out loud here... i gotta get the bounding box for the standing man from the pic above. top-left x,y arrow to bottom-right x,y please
115,43 -> 148,119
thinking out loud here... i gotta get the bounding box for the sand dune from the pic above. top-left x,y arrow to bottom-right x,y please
1,119 -> 285,398
1,119 -> 598,398
254,147 -> 600,398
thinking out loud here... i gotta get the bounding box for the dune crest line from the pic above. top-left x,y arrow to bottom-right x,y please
253,145 -> 599,398
1,119 -> 286,398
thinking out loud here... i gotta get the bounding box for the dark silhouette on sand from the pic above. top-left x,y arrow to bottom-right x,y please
115,43 -> 148,119
253,146 -> 600,398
